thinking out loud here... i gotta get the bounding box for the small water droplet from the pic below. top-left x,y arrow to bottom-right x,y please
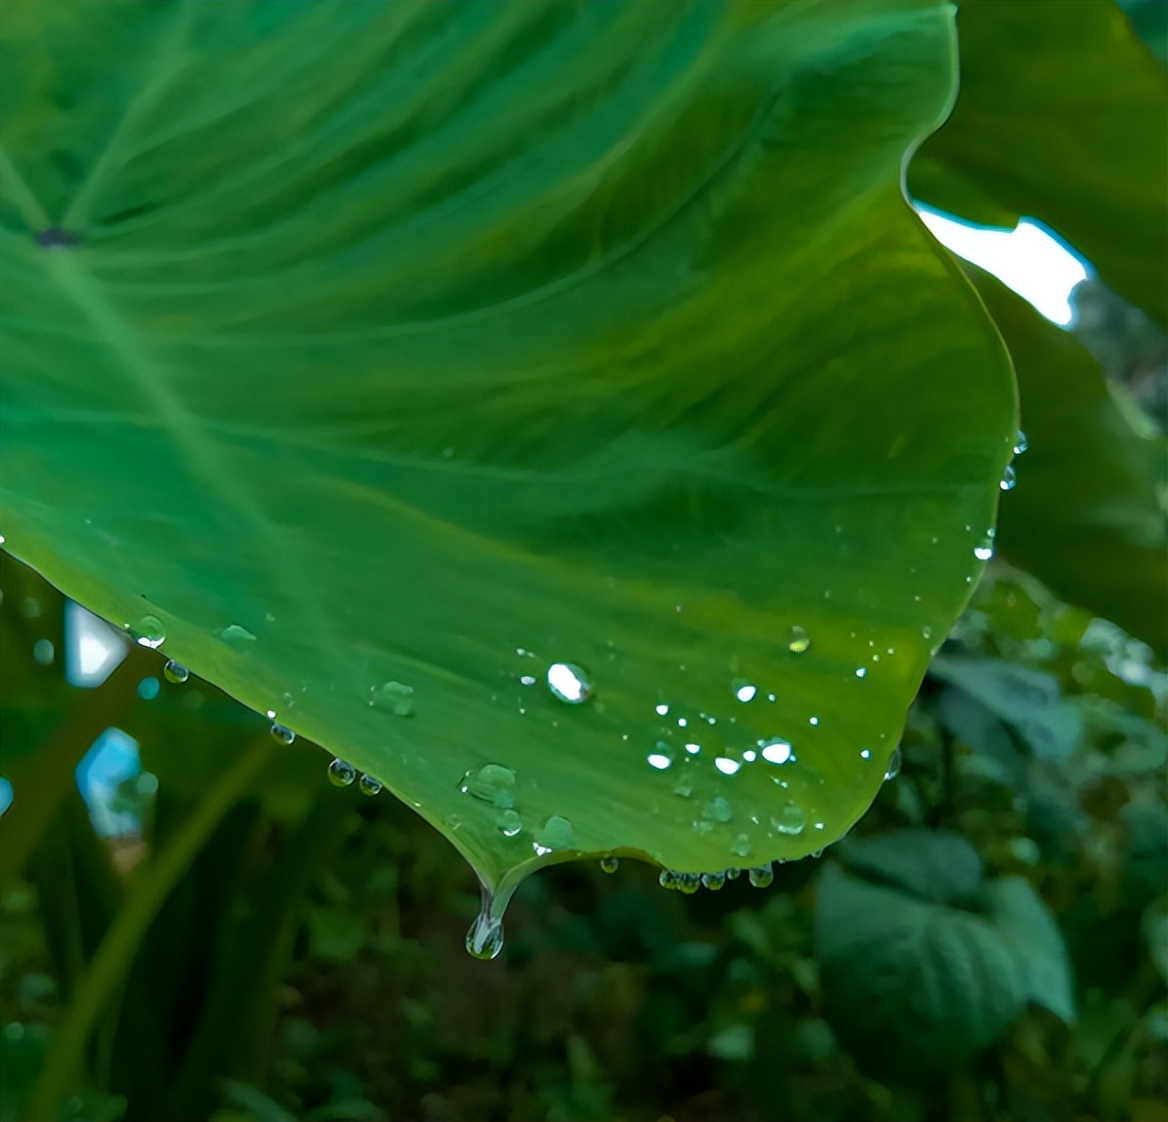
163,659 -> 189,684
1013,430 -> 1028,456
358,773 -> 382,797
647,743 -> 674,770
731,834 -> 752,858
922,626 -> 932,640
812,847 -> 824,859
684,742 -> 701,755
974,528 -> 996,561
459,764 -> 517,809
748,863 -> 774,888
327,758 -> 356,787
519,674 -> 536,687
855,667 -> 867,679
788,626 -> 811,654
772,804 -> 805,836
1000,463 -> 1017,491
599,856 -> 619,874
655,703 -> 670,716
270,722 -> 295,745
714,756 -> 741,776
702,796 -> 732,823
546,662 -> 592,704
809,716 -> 820,727
701,870 -> 726,891
733,680 -> 757,703
884,746 -> 902,781
369,680 -> 415,716
760,738 -> 792,765
216,623 -> 256,647
496,808 -> 523,836
677,717 -> 688,728
860,748 -> 871,760
672,775 -> 694,798
742,749 -> 757,763
725,867 -> 742,880
533,814 -> 576,853
130,615 -> 166,649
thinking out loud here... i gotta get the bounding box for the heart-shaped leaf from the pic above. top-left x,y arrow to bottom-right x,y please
0,2 -> 1014,908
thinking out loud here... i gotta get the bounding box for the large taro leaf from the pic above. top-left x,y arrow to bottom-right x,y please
909,0 -> 1168,329
0,1 -> 1014,905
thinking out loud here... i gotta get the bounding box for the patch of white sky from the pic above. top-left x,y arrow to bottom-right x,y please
914,204 -> 1091,327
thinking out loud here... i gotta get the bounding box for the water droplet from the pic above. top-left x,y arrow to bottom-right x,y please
519,674 -> 536,687
922,626 -> 933,641
809,716 -> 819,727
1013,430 -> 1028,455
466,893 -> 505,961
714,757 -> 741,776
459,764 -> 517,809
702,796 -> 732,823
761,738 -> 792,765
130,615 -> 166,649
860,748 -> 871,760
812,847 -> 824,859
655,703 -> 670,716
368,680 -> 415,717
647,743 -> 674,770
884,746 -> 902,781
659,869 -> 682,891
677,872 -> 700,895
496,809 -> 523,836
547,662 -> 592,704
32,639 -> 54,666
748,863 -> 774,888
672,775 -> 694,798
533,814 -> 576,853
327,758 -> 356,787
216,623 -> 256,647
855,667 -> 867,679
974,528 -> 996,561
731,834 -> 752,858
742,749 -> 757,763
788,626 -> 811,654
725,867 -> 742,880
270,722 -> 295,745
701,871 -> 726,891
733,680 -> 757,703
684,741 -> 700,755
353,773 -> 380,797
772,804 -> 805,836
163,659 -> 189,684
1000,464 -> 1017,491
677,717 -> 688,728
599,856 -> 619,874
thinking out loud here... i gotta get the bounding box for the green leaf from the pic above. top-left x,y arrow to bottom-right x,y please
837,827 -> 983,906
0,2 -> 1014,898
967,269 -> 1168,657
910,0 -> 1168,328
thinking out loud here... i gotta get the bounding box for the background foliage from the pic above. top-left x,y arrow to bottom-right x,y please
1,2 -> 1165,1121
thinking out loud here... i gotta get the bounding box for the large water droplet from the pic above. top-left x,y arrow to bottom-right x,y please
270,722 -> 295,745
327,758 -> 356,787
369,680 -> 415,717
130,615 -> 166,649
655,703 -> 670,716
358,773 -> 382,797
647,742 -> 674,770
599,856 -> 620,874
788,626 -> 811,654
216,623 -> 256,647
884,746 -> 902,781
547,662 -> 592,704
701,870 -> 726,891
466,893 -> 505,961
459,764 -> 517,809
714,757 -> 741,776
748,863 -> 774,888
733,680 -> 757,703
1000,464 -> 1017,491
163,659 -> 189,684
760,738 -> 792,765
772,804 -> 805,836
731,834 -> 753,859
533,814 -> 576,854
702,796 -> 732,824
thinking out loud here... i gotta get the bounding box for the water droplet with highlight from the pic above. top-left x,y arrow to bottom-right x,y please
547,662 -> 592,704
369,680 -> 415,717
748,863 -> 774,888
270,723 -> 295,745
1000,464 -> 1017,491
860,748 -> 872,760
599,856 -> 620,874
358,773 -> 382,797
327,758 -> 356,787
655,703 -> 669,716
701,871 -> 726,891
855,667 -> 867,679
788,626 -> 811,654
733,680 -> 757,703
130,615 -> 166,649
466,889 -> 505,961
163,659 -> 189,684
533,814 -> 576,854
772,804 -> 805,836
702,796 -> 732,824
659,869 -> 682,891
647,743 -> 674,770
1013,430 -> 1028,455
884,746 -> 902,781
677,872 -> 700,894
761,738 -> 792,765
974,529 -> 996,562
459,764 -> 517,809
714,757 -> 741,776
496,809 -> 523,837
731,834 -> 752,858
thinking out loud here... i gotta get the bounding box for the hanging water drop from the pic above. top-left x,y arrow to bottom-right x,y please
1000,463 -> 1017,491
748,863 -> 774,888
327,758 -> 356,787
466,907 -> 504,960
701,870 -> 726,891
772,804 -> 806,836
725,867 -> 742,881
130,615 -> 166,649
659,869 -> 682,891
884,746 -> 903,781
368,680 -> 415,717
358,773 -> 382,797
1013,430 -> 1028,455
547,662 -> 592,704
270,722 -> 295,745
677,872 -> 700,895
163,659 -> 189,684
599,856 -> 620,874
788,626 -> 811,654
